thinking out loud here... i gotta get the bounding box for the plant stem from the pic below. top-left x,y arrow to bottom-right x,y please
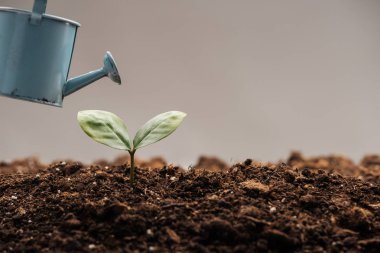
128,150 -> 136,184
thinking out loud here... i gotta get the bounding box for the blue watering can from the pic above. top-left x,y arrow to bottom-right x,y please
0,0 -> 121,107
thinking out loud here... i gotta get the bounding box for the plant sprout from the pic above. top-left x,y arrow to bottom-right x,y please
77,110 -> 186,183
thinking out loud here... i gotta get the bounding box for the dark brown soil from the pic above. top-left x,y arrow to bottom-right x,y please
0,152 -> 379,252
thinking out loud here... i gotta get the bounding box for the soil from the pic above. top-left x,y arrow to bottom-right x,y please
0,152 -> 379,253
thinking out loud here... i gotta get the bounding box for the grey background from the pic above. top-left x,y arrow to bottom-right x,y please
1,0 -> 380,165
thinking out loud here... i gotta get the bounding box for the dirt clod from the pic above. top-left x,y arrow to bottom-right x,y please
201,218 -> 239,244
240,179 -> 269,193
263,228 -> 298,249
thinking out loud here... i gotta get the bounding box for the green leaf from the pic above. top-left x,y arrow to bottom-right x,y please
77,110 -> 131,151
133,111 -> 186,149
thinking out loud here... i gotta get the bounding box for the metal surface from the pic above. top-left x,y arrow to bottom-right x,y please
0,7 -> 81,27
0,0 -> 121,107
30,0 -> 47,24
63,52 -> 122,97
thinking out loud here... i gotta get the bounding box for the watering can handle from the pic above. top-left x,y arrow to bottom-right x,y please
30,0 -> 47,25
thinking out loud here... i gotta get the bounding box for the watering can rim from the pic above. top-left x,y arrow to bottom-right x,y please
0,7 -> 80,27
0,91 -> 63,107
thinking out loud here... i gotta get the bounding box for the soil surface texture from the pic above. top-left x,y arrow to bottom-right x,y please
0,152 -> 379,253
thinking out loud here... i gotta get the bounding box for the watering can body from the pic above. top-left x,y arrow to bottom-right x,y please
0,0 -> 121,107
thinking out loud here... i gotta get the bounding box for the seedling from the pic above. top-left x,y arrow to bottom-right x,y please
77,110 -> 186,183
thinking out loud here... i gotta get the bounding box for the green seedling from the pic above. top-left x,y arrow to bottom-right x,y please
77,110 -> 186,183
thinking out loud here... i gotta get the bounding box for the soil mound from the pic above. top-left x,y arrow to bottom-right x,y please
0,153 -> 379,252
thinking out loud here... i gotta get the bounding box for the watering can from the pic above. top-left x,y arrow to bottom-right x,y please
0,0 -> 121,107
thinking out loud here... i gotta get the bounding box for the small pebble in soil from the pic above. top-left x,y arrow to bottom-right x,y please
17,207 -> 26,215
88,244 -> 96,250
11,195 -> 17,200
146,229 -> 154,236
207,194 -> 219,200
269,206 -> 276,213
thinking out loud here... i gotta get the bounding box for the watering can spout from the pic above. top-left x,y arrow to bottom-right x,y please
63,51 -> 121,97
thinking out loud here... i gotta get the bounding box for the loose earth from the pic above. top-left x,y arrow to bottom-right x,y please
0,152 -> 379,252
